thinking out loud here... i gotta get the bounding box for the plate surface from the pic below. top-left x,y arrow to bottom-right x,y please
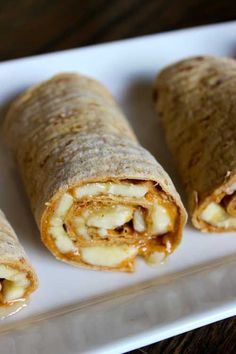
0,20 -> 236,354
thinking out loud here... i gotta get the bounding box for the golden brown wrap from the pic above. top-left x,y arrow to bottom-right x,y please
154,56 -> 236,232
0,210 -> 38,312
5,73 -> 186,271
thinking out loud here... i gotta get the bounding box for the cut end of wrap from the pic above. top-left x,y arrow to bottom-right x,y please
0,211 -> 38,312
154,56 -> 236,233
192,176 -> 236,232
41,178 -> 186,271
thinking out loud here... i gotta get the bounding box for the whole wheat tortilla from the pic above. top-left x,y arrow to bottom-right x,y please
0,210 -> 38,307
154,56 -> 236,232
4,73 -> 187,270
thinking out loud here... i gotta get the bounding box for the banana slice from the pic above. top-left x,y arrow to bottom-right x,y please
201,202 -> 236,228
80,245 -> 137,267
85,205 -> 133,229
151,203 -> 171,235
54,193 -> 73,217
97,228 -> 107,237
2,281 -> 25,302
49,193 -> 76,253
133,209 -> 146,232
146,252 -> 165,266
0,265 -> 30,303
73,216 -> 91,240
73,205 -> 133,239
75,182 -> 148,199
49,224 -> 76,253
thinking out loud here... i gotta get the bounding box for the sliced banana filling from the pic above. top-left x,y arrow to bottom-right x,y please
150,204 -> 172,235
48,181 -> 176,268
49,193 -> 76,253
75,182 -> 149,199
201,202 -> 236,228
80,245 -> 138,267
0,265 -> 30,304
201,183 -> 236,228
81,205 -> 134,229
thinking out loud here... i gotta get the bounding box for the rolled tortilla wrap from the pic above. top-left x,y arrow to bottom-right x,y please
0,210 -> 38,311
4,73 -> 186,271
154,56 -> 236,232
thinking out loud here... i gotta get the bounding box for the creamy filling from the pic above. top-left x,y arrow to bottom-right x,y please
48,182 -> 175,268
0,265 -> 30,303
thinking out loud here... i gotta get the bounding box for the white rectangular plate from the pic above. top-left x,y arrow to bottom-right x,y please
0,21 -> 236,354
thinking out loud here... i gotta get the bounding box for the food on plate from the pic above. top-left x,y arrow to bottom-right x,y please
154,55 -> 236,232
4,73 -> 187,271
0,210 -> 38,316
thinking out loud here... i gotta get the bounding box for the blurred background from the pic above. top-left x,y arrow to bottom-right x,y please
0,1 -> 235,353
1,0 -> 236,60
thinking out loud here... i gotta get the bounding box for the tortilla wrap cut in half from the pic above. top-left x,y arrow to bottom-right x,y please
4,73 -> 186,271
0,210 -> 38,315
154,56 -> 236,232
